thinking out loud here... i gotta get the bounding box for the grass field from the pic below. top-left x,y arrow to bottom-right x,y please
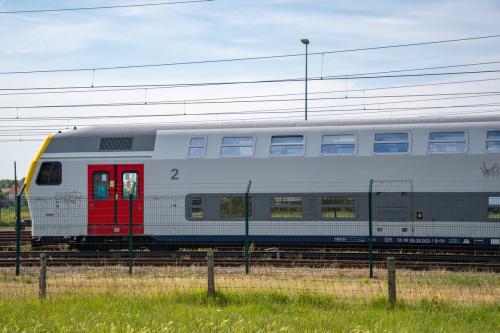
1,266 -> 499,303
0,204 -> 30,226
0,291 -> 498,332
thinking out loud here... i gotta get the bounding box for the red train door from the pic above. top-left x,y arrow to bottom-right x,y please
116,164 -> 144,235
87,164 -> 144,236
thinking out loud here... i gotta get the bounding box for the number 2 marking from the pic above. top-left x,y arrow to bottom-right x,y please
171,168 -> 179,180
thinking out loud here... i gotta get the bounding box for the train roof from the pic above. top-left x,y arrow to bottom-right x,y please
44,114 -> 500,154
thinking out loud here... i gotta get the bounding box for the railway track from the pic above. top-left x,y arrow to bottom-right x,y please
0,250 -> 498,271
0,231 -> 498,271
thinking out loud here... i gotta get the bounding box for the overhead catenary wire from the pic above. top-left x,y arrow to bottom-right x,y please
0,34 -> 499,75
0,0 -> 213,14
1,90 -> 500,111
1,60 -> 500,97
2,68 -> 500,93
4,106 -> 500,142
2,102 -> 500,123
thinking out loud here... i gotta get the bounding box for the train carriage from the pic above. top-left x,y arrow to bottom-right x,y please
25,115 -> 500,249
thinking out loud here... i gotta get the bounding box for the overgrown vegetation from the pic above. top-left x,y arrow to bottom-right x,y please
0,291 -> 497,332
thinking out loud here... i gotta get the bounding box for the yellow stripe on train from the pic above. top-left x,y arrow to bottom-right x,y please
24,134 -> 54,195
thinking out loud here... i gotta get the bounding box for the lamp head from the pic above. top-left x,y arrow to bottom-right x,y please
300,38 -> 309,45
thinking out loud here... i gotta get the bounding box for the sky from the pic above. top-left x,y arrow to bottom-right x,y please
1,0 -> 500,178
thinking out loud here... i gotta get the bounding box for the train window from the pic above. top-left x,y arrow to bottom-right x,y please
488,196 -> 500,220
190,197 -> 204,219
92,172 -> 110,200
188,137 -> 206,158
428,131 -> 466,153
321,196 -> 356,219
270,135 -> 304,156
374,133 -> 409,153
221,137 -> 254,157
321,134 -> 356,155
122,172 -> 138,199
486,131 -> 500,153
35,162 -> 62,185
270,196 -> 303,218
220,196 -> 252,218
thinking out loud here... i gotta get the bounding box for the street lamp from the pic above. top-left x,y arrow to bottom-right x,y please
301,38 -> 309,121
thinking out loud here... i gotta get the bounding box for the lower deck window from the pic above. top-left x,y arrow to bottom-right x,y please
190,197 -> 204,219
488,196 -> 500,220
321,196 -> 355,219
271,196 -> 303,218
220,197 -> 252,218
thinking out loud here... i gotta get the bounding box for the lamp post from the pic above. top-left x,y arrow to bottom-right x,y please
301,38 -> 309,121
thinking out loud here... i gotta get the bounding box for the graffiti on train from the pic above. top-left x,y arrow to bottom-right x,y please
55,191 -> 84,208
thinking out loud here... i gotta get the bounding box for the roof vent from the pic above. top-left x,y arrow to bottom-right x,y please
99,137 -> 133,151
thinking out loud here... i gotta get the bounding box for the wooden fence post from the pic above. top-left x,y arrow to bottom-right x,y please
39,253 -> 47,299
387,257 -> 396,305
207,249 -> 215,297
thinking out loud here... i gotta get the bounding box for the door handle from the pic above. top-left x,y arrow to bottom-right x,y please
89,203 -> 94,209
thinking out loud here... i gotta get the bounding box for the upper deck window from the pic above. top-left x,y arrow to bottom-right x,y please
486,131 -> 500,153
374,133 -> 409,153
321,134 -> 356,155
428,131 -> 466,153
36,162 -> 62,185
270,135 -> 304,156
188,137 -> 206,157
220,137 -> 254,157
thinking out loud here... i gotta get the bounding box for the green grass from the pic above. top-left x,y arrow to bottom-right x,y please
0,205 -> 30,226
0,291 -> 498,333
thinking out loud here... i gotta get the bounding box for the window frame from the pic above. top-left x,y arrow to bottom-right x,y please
35,161 -> 62,186
427,130 -> 468,154
319,195 -> 356,220
488,196 -> 500,221
188,196 -> 204,220
220,136 -> 255,157
269,135 -> 306,157
270,195 -> 304,219
92,171 -> 110,200
121,170 -> 139,200
373,132 -> 411,155
187,136 -> 207,158
321,133 -> 357,156
486,130 -> 500,153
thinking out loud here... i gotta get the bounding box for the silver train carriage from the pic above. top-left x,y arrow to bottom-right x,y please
25,115 -> 500,249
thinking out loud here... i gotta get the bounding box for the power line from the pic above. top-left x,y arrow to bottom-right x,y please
0,0 -> 213,14
0,34 -> 499,75
3,107 -> 500,142
2,102 -> 499,123
2,90 -> 500,110
2,69 -> 500,93
1,60 -> 500,97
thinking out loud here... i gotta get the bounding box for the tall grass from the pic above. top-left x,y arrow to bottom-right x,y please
0,291 -> 498,332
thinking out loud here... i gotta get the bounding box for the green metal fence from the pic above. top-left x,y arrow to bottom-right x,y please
0,180 -> 498,303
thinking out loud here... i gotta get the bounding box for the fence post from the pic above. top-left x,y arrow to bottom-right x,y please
207,248 -> 215,297
39,253 -> 47,299
15,194 -> 21,276
244,180 -> 252,274
368,178 -> 374,279
387,257 -> 396,305
128,192 -> 134,276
